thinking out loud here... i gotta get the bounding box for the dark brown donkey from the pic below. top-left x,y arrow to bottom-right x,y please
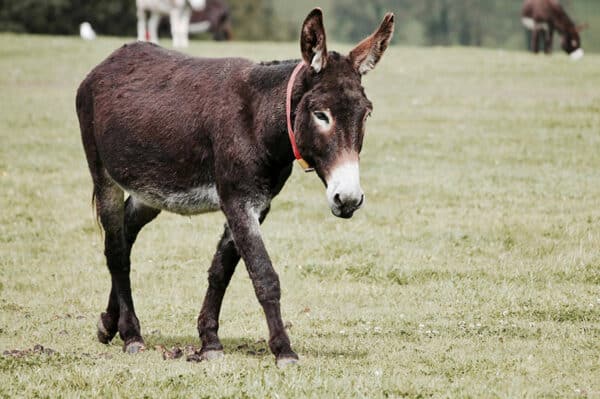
521,0 -> 585,59
76,8 -> 394,366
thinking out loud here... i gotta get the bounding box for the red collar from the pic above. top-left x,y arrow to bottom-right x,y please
286,62 -> 314,172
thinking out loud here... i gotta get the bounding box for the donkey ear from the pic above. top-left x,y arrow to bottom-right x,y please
300,8 -> 328,73
349,13 -> 395,75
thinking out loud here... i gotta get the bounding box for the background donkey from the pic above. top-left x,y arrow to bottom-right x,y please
137,0 -> 206,47
76,8 -> 394,366
521,0 -> 585,59
188,0 -> 232,41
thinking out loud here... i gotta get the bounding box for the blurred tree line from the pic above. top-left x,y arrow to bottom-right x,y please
277,0 -> 597,52
0,0 -> 136,35
0,0 -> 284,39
1,0 -> 598,51
331,0 -> 523,47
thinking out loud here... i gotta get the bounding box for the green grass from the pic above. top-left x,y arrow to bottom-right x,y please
1,33 -> 600,398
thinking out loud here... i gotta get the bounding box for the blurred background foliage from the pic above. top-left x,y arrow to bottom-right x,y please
0,0 -> 598,52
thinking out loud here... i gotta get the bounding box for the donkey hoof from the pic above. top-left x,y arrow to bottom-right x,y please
276,355 -> 299,368
123,341 -> 145,354
96,314 -> 116,344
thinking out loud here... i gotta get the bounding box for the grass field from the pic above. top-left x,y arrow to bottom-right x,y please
1,33 -> 600,398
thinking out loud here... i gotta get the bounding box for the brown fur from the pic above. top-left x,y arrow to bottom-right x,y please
522,0 -> 583,54
76,9 -> 394,364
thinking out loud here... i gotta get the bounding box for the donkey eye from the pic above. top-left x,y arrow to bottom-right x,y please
313,111 -> 330,123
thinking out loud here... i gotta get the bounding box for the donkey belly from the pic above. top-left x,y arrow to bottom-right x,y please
124,183 -> 221,216
522,17 -> 549,31
96,125 -> 221,216
100,144 -> 221,215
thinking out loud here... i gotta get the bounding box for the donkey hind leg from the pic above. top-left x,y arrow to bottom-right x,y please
99,195 -> 160,349
123,196 -> 161,249
196,206 -> 270,361
95,184 -> 158,353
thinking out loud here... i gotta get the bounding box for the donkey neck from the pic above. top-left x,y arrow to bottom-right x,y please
247,60 -> 308,169
550,3 -> 575,34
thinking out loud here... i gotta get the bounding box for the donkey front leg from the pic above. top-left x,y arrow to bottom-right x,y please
222,201 -> 298,367
544,25 -> 554,54
180,8 -> 191,48
147,12 -> 160,44
196,225 -> 240,360
170,7 -> 191,47
531,28 -> 540,53
136,8 -> 147,41
197,207 -> 271,360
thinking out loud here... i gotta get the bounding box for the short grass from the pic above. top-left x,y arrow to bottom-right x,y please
1,34 -> 600,398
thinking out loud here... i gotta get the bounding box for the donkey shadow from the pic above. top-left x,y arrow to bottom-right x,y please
141,335 -> 368,360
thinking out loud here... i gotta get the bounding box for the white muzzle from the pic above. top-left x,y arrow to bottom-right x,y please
325,161 -> 364,218
570,48 -> 584,61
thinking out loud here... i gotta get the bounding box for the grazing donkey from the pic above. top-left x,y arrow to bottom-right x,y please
521,0 -> 585,59
137,0 -> 207,48
188,0 -> 232,41
76,8 -> 394,366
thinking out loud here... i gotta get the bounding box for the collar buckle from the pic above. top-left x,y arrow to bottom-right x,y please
297,158 -> 315,172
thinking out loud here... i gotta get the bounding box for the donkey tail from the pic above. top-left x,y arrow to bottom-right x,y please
76,78 -> 102,229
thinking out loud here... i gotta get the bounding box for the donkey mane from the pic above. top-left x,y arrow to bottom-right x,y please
258,52 -> 344,67
549,2 -> 576,33
258,59 -> 297,67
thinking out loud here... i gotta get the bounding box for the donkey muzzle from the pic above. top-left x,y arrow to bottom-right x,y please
331,192 -> 365,219
570,48 -> 584,61
326,161 -> 364,219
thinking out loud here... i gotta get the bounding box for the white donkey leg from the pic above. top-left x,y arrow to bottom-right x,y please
181,7 -> 191,48
169,9 -> 180,47
170,8 -> 189,48
136,8 -> 147,41
148,12 -> 160,44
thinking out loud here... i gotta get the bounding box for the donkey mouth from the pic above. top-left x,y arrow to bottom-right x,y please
330,192 -> 365,219
332,207 -> 355,219
331,199 -> 364,219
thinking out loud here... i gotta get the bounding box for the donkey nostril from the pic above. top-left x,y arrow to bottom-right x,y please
333,193 -> 342,207
357,194 -> 364,208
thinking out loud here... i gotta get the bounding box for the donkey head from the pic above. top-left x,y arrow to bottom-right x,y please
293,9 -> 394,219
562,30 -> 581,55
563,24 -> 586,59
